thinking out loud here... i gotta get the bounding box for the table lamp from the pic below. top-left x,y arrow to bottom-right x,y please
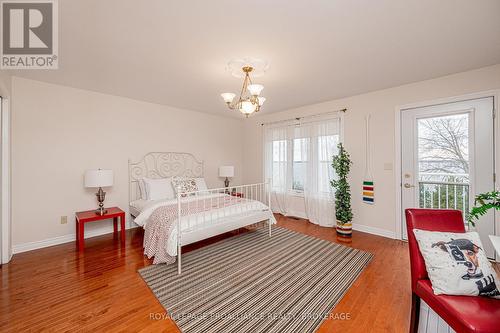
84,169 -> 113,215
219,166 -> 234,189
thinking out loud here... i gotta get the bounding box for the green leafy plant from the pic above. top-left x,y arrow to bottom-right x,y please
331,143 -> 353,225
468,191 -> 500,226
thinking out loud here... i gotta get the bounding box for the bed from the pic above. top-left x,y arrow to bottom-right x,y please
129,152 -> 276,274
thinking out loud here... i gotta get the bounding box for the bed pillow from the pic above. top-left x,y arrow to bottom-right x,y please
171,176 -> 198,196
413,229 -> 500,299
143,177 -> 175,200
138,179 -> 148,199
195,178 -> 208,191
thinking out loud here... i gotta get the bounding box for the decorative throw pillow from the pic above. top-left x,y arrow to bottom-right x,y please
413,229 -> 500,299
171,176 -> 198,196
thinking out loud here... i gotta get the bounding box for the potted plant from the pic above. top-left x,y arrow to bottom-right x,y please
331,143 -> 353,236
468,191 -> 500,226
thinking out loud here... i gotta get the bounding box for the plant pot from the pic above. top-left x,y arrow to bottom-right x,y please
336,221 -> 352,237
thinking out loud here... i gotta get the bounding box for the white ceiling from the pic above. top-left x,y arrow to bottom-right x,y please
8,0 -> 500,117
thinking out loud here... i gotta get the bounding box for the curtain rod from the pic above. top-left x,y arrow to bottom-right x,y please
260,108 -> 347,126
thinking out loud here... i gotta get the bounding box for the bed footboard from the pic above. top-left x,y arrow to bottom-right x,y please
176,179 -> 272,274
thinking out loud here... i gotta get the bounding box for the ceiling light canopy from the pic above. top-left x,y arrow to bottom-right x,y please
221,59 -> 267,117
226,57 -> 269,78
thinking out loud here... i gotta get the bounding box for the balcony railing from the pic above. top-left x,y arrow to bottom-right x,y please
419,181 -> 469,219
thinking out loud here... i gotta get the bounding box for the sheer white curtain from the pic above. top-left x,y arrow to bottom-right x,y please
303,120 -> 339,227
264,125 -> 292,215
264,117 -> 340,226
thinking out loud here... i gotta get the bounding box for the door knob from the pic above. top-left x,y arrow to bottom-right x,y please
404,183 -> 415,188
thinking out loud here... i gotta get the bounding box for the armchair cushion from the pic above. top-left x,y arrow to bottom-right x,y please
416,280 -> 500,333
413,229 -> 500,299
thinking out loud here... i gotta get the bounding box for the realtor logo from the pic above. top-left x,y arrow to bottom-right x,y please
1,0 -> 58,69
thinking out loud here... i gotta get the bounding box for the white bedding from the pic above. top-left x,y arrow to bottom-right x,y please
130,198 -> 162,213
129,198 -> 165,217
134,193 -> 276,256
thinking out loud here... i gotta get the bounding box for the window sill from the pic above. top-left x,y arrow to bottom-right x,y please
270,189 -> 304,197
271,189 -> 333,199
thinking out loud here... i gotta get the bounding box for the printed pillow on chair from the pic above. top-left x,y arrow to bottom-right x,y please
413,229 -> 500,299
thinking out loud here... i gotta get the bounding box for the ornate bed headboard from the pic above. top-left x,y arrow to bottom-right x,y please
128,152 -> 204,202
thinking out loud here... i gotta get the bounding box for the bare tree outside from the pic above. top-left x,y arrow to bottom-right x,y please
418,113 -> 469,183
417,113 -> 470,216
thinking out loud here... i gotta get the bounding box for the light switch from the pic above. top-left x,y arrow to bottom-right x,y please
60,216 -> 67,224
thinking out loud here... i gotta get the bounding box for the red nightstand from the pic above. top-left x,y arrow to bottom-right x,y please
230,192 -> 244,198
75,207 -> 125,251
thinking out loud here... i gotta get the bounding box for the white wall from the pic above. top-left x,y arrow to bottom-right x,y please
243,64 -> 500,238
11,77 -> 244,250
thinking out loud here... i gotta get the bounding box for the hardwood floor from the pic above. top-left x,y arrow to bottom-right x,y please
1,215 -> 412,332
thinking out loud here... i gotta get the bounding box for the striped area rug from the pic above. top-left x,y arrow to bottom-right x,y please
139,226 -> 373,333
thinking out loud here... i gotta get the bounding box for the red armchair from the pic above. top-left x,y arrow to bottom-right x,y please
406,208 -> 500,333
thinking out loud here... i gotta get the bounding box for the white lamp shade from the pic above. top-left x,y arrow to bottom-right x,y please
84,169 -> 114,188
219,166 -> 234,178
257,96 -> 266,106
247,84 -> 264,96
240,101 -> 256,114
221,92 -> 236,103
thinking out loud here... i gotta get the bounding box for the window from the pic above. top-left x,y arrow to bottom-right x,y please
272,140 -> 287,189
318,135 -> 339,193
266,117 -> 341,195
271,134 -> 339,193
292,138 -> 309,191
417,113 -> 470,214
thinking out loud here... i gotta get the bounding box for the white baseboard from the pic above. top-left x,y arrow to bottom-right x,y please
352,223 -> 396,239
12,223 -> 140,254
274,210 -> 396,239
11,218 -> 395,254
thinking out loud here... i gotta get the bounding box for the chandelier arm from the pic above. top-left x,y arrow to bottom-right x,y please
241,72 -> 250,98
246,72 -> 260,105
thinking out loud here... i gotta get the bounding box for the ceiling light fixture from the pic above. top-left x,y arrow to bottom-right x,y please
221,59 -> 267,117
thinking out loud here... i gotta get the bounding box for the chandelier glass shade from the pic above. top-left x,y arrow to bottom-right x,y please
221,66 -> 266,117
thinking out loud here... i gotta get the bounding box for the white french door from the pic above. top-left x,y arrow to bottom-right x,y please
401,97 -> 496,258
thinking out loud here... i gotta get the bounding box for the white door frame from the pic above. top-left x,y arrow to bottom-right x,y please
1,96 -> 11,264
394,90 -> 500,242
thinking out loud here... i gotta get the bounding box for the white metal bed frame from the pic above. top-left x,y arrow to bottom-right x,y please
129,152 -> 204,204
129,152 -> 272,274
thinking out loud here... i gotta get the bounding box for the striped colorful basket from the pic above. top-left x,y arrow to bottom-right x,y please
336,222 -> 352,237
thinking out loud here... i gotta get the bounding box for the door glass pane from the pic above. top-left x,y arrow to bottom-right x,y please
417,113 -> 470,217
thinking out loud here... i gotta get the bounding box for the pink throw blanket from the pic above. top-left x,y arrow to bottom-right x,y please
144,195 -> 247,264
